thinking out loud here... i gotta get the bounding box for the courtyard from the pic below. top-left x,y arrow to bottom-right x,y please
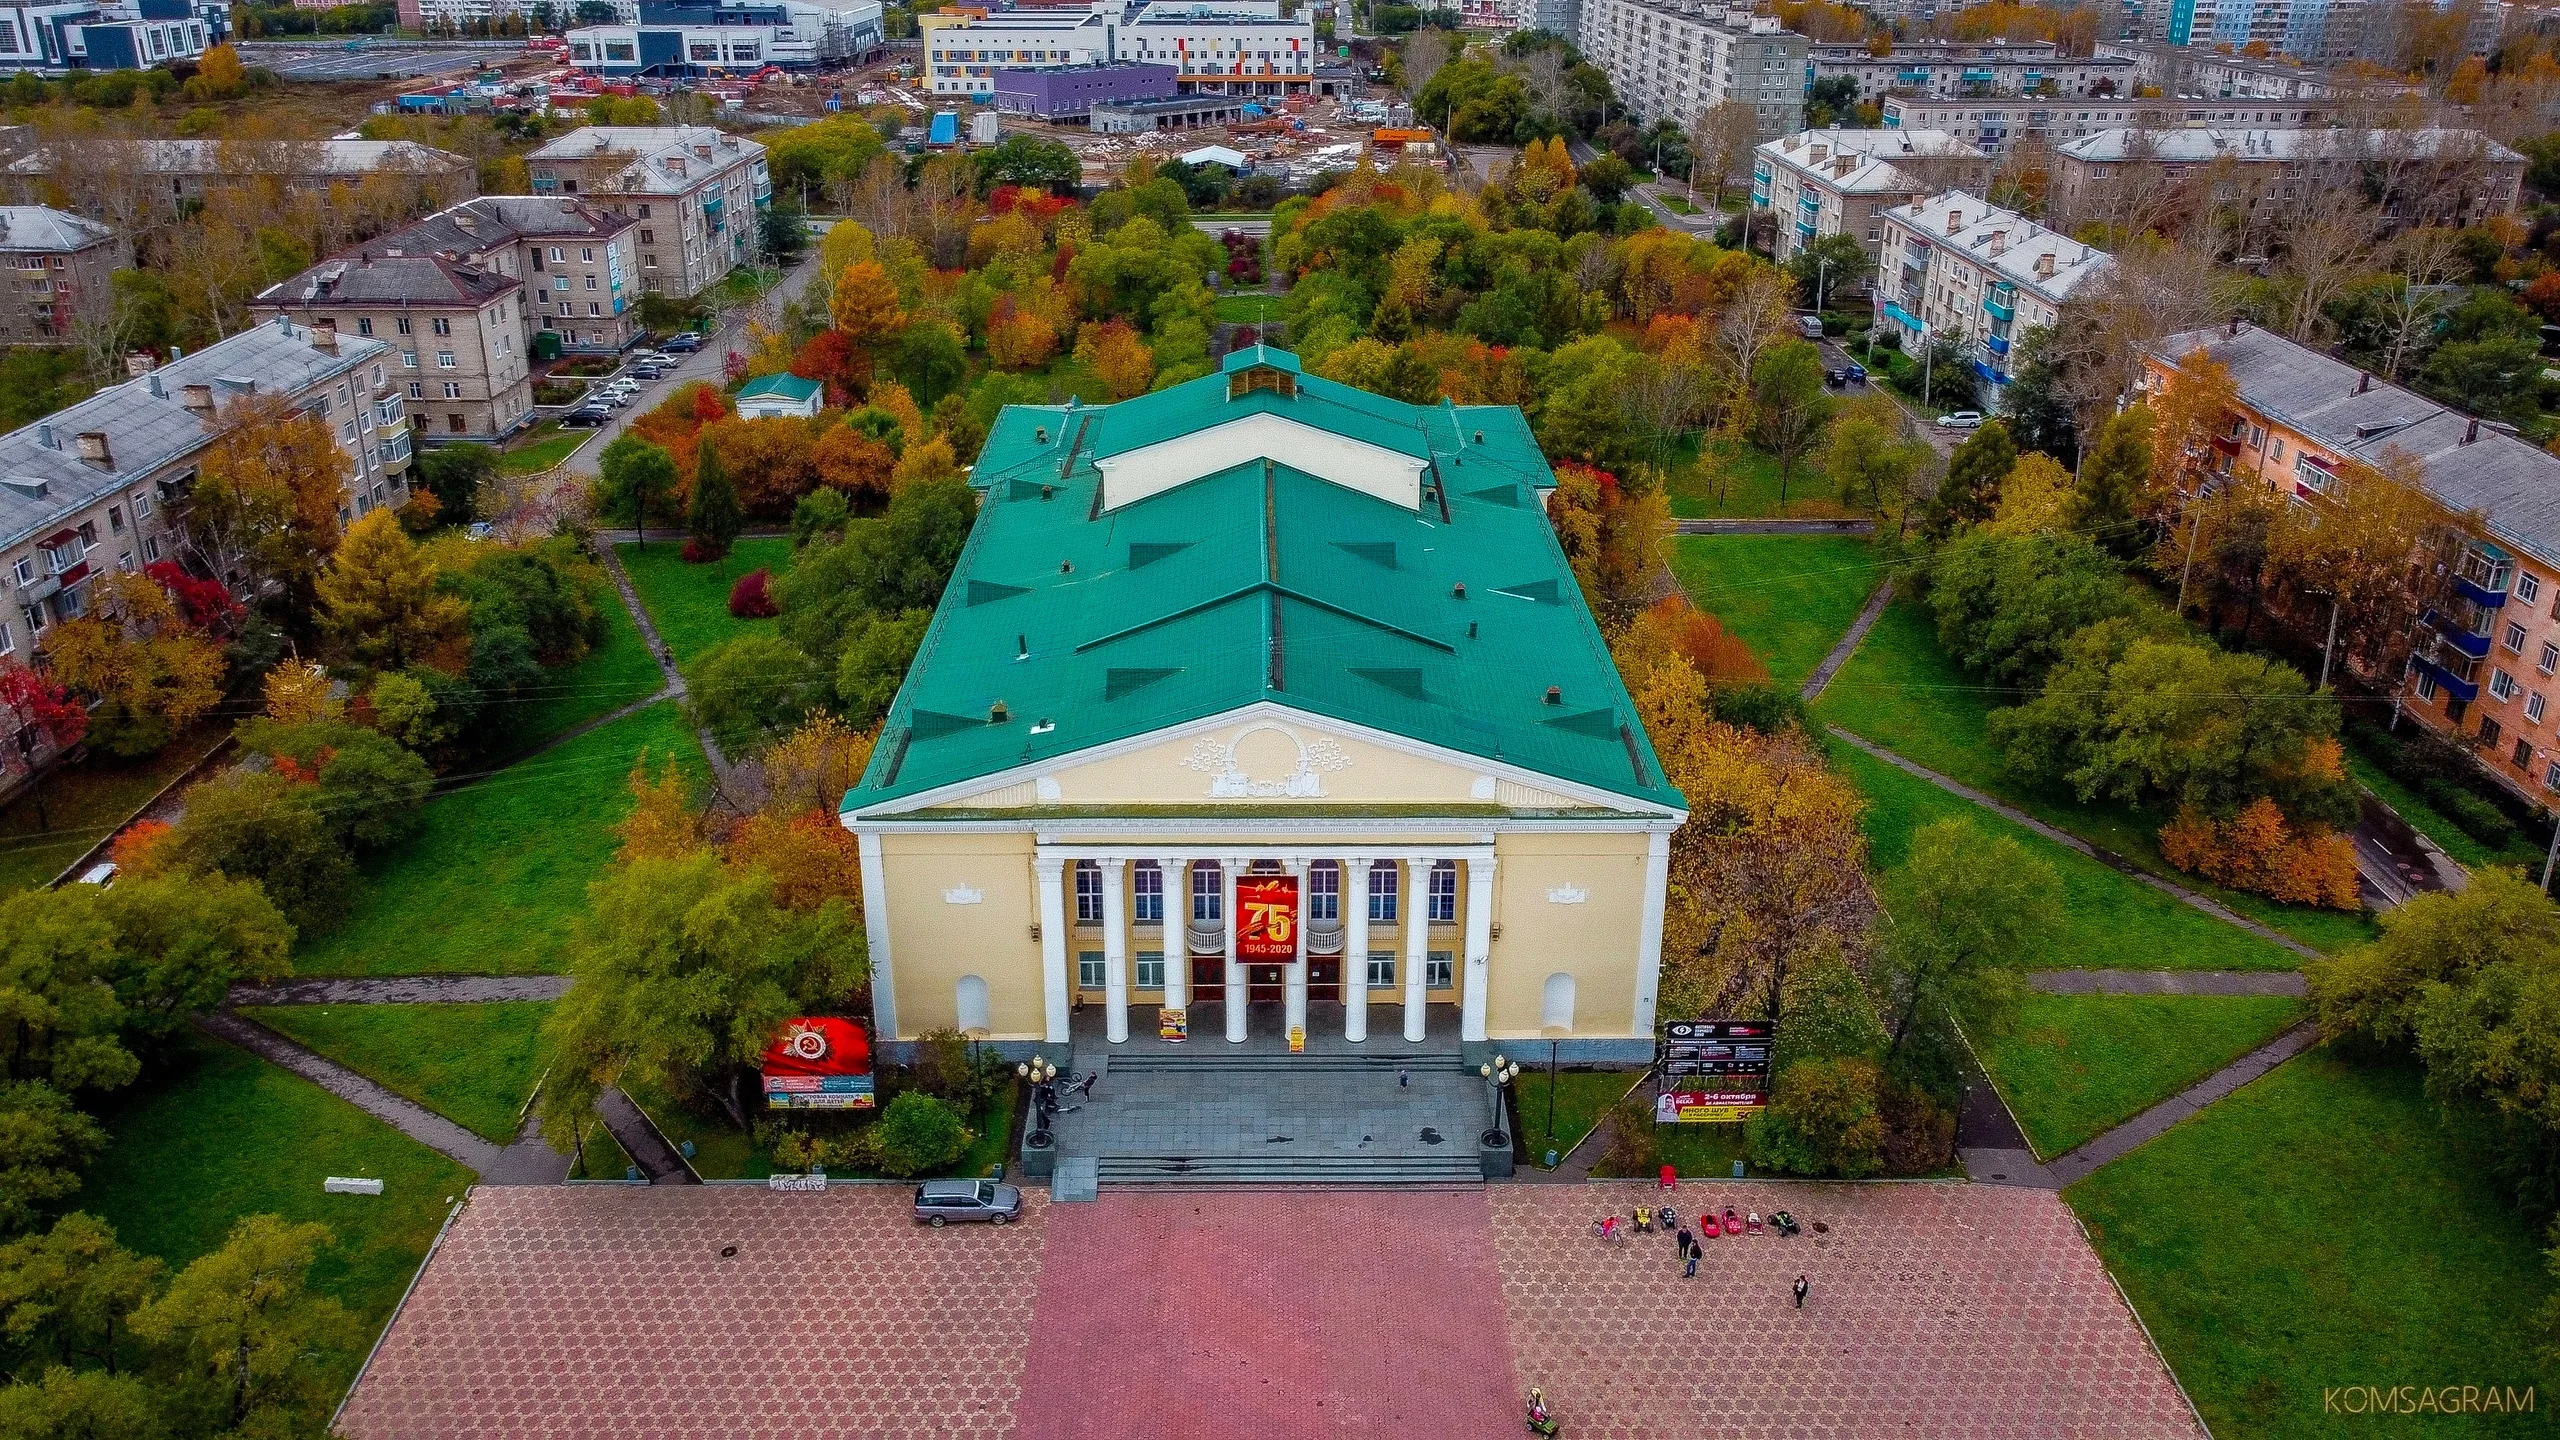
335,1182 -> 2203,1439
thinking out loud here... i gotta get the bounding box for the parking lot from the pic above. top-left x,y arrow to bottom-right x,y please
235,42 -> 498,83
337,1181 -> 2203,1440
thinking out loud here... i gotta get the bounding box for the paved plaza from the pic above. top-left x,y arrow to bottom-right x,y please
338,1182 -> 2203,1439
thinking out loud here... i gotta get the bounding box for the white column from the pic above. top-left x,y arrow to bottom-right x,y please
1402,855 -> 1432,1044
1099,857 -> 1129,1045
1461,854 -> 1497,1044
854,831 -> 897,1043
1345,858 -> 1370,1043
1034,855 -> 1070,1046
1223,857 -> 1248,1044
1284,858 -> 1309,1043
1634,828 -> 1670,1036
1159,858 -> 1189,1012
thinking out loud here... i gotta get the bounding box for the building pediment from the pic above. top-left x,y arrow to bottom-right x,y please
1093,411 -> 1427,513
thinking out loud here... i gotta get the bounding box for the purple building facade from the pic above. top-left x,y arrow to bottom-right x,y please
991,61 -> 1179,120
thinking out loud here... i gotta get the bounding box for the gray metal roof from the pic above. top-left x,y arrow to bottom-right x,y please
2158,322 -> 2560,568
0,206 -> 114,253
256,253 -> 514,309
0,318 -> 387,553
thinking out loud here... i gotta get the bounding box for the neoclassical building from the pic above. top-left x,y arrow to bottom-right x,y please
839,348 -> 1688,1062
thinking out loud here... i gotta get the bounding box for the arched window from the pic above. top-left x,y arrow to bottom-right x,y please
1541,972 -> 1576,1032
955,975 -> 990,1033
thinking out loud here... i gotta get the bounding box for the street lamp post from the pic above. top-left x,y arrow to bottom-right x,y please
1815,255 -> 1830,316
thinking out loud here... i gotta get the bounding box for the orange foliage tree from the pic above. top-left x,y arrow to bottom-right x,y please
1073,319 -> 1155,400
701,416 -> 820,519
2158,798 -> 2361,909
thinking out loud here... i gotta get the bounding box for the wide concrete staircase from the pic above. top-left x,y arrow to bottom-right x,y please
1063,1036 -> 1483,1188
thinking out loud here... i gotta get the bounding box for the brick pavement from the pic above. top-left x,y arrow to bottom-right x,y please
1016,1190 -> 1517,1439
1492,1183 -> 2204,1440
338,1182 -> 2202,1439
335,1186 -> 1046,1440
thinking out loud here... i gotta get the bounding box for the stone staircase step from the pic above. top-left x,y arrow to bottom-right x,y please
1094,1152 -> 1482,1187
1104,1052 -> 1464,1074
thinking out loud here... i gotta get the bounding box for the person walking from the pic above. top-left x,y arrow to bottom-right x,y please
1793,1274 -> 1810,1309
1398,1067 -> 1409,1090
1679,1228 -> 1698,1278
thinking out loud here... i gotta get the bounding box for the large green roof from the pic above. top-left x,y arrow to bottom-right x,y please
843,352 -> 1683,818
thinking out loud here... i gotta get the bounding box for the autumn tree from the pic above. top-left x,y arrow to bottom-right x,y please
33,572 -> 223,760
687,433 -> 743,560
1073,319 -> 1156,400
2263,445 -> 2465,687
1821,393 -> 1934,530
1928,419 -> 2017,534
1546,464 -> 1668,639
1985,451 -> 2075,537
316,509 -> 470,670
810,422 -> 896,505
1751,340 -> 1831,505
133,1215 -> 362,1435
1625,596 -> 1768,690
829,259 -> 905,385
185,393 -> 353,619
2146,349 -> 2238,500
0,659 -> 86,829
762,712 -> 877,818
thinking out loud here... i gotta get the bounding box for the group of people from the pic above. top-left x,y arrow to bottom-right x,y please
1594,1204 -> 1815,1299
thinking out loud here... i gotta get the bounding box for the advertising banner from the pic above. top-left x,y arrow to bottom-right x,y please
1656,1019 -> 1774,1123
760,1017 -> 876,1110
1236,876 -> 1300,960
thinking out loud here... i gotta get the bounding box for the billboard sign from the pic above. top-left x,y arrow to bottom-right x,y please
1236,876 -> 1300,960
1655,1019 -> 1773,1123
761,1016 -> 876,1110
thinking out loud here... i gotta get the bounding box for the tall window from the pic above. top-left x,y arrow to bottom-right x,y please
1307,861 -> 1338,921
1425,951 -> 1454,989
1428,861 -> 1457,923
1192,862 -> 1221,923
1133,863 -> 1162,923
1365,952 -> 1396,988
1368,862 -> 1398,921
1135,952 -> 1164,989
1077,952 -> 1105,988
1073,861 -> 1101,923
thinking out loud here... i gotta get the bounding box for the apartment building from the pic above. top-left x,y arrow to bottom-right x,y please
2054,126 -> 2525,234
526,126 -> 769,299
562,0 -> 885,74
2137,322 -> 2560,805
923,0 -> 1316,102
1876,191 -> 2112,398
1577,0 -> 1804,139
1806,40 -> 2136,104
1879,92 -> 2333,153
253,196 -> 644,444
2094,38 -> 2361,96
1752,128 -> 1989,269
0,318 -> 407,752
0,206 -> 122,346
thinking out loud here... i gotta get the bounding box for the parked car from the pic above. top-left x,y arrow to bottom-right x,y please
629,363 -> 666,381
913,1179 -> 1022,1226
1796,314 -> 1826,340
660,334 -> 703,353
76,862 -> 116,888
559,406 -> 613,427
1937,410 -> 1986,430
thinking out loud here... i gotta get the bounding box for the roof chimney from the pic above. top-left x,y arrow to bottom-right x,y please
123,351 -> 156,377
1945,208 -> 1964,233
311,318 -> 337,354
2355,372 -> 2370,394
2228,316 -> 2241,336
2465,417 -> 2480,443
181,383 -> 213,416
73,431 -> 111,469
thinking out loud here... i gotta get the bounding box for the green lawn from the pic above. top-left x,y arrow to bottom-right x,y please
1837,744 -> 2301,972
615,537 -> 794,664
1516,1069 -> 1641,1163
1668,534 -> 1882,687
1657,194 -> 1697,215
1591,1119 -> 1750,1180
240,1003 -> 551,1144
497,422 -> 589,476
633,1080 -> 1019,1181
492,578 -> 665,755
294,701 -> 707,978
1815,598 -> 2378,955
1663,434 -> 1851,520
82,1031 -> 474,1353
2346,753 -> 2541,872
1971,992 -> 2305,1156
1213,293 -> 1281,324
2068,1051 -> 2555,1438
0,720 -> 228,895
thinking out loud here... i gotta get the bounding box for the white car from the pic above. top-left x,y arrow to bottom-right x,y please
77,862 -> 117,888
1937,411 -> 1986,430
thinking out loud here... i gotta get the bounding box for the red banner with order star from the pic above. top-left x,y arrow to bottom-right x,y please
1237,877 -> 1299,960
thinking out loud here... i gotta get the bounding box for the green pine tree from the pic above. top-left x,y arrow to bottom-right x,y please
688,434 -> 742,561
1928,420 -> 2016,535
2071,406 -> 2154,559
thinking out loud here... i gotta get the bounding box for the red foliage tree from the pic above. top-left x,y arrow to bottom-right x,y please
144,561 -> 243,633
790,330 -> 858,407
695,384 -> 732,423
728,568 -> 778,618
0,657 -> 89,827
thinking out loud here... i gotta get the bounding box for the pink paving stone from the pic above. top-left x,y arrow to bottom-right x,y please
1014,1189 -> 1519,1440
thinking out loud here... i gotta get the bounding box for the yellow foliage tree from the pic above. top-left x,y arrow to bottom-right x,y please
192,394 -> 354,613
830,260 -> 905,352
263,660 -> 335,724
762,712 -> 877,816
2147,348 -> 2239,501
866,379 -> 926,441
891,435 -> 964,493
1985,451 -> 2076,536
1073,320 -> 1156,400
615,753 -> 699,862
316,509 -> 472,671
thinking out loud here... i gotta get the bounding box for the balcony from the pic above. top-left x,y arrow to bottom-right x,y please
1984,283 -> 2016,322
1795,217 -> 1816,237
2455,546 -> 2512,609
1884,301 -> 1924,330
2425,608 -> 2495,660
2414,651 -> 2483,703
1984,332 -> 2010,356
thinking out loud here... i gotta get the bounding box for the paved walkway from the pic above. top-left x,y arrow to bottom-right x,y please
2030,969 -> 2307,997
596,1086 -> 698,1184
195,1012 -> 504,1173
230,975 -> 574,1006
337,1182 -> 2205,1440
1799,577 -> 1894,702
1826,728 -> 2323,962
2043,1023 -> 2322,1189
593,542 -> 747,801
